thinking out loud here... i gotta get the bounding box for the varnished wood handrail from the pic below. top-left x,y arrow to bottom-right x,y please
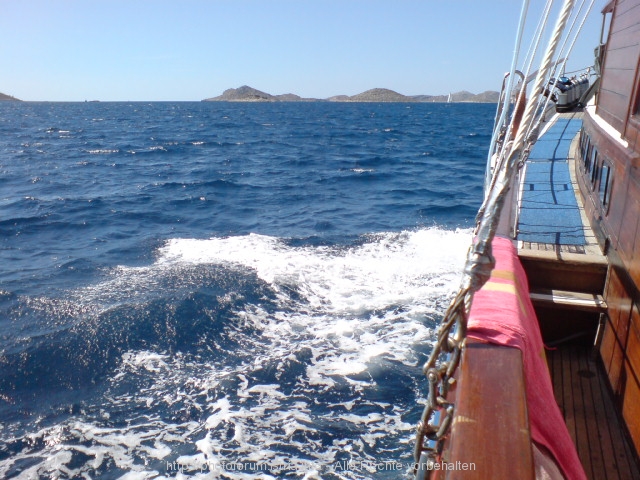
440,342 -> 535,479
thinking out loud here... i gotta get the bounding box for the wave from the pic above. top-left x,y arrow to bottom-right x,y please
159,228 -> 469,317
0,226 -> 472,478
151,179 -> 243,191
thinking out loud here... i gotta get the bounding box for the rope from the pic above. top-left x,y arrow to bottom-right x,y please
479,0 -> 578,310
512,0 -> 576,155
502,0 -> 577,242
557,1 -> 595,79
414,1 -> 579,477
527,0 -> 584,138
527,0 -> 596,141
480,0 -> 552,214
485,0 -> 531,191
521,0 -> 555,90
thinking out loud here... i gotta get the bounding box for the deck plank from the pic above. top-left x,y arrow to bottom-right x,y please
547,345 -> 640,480
570,346 -> 594,477
560,347 -> 578,447
578,348 -> 605,477
585,349 -> 623,480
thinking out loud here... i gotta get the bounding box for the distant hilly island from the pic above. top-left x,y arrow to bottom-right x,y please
0,86 -> 500,103
0,92 -> 20,101
204,86 -> 500,103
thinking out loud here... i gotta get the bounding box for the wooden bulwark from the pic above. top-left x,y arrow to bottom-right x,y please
599,267 -> 640,456
518,248 -> 608,294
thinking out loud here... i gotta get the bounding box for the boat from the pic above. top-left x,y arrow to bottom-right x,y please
414,1 -> 640,478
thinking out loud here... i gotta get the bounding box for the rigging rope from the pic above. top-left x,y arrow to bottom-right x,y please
527,0 -> 596,142
483,0 -> 551,205
485,0 -> 531,191
522,0 -> 555,78
512,0 -> 595,235
413,1 -> 578,477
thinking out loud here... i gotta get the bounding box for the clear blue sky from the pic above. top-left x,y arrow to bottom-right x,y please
1,0 -> 603,101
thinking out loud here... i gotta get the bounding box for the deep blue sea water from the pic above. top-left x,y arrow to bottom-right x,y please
0,101 -> 493,479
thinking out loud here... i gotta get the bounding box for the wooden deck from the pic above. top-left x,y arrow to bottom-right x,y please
520,241 -> 586,254
547,345 -> 640,480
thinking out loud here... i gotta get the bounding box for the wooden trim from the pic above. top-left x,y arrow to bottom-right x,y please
603,0 -> 616,14
518,247 -> 608,294
530,289 -> 608,312
444,343 -> 534,479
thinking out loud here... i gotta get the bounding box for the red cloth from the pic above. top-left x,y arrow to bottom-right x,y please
467,236 -> 586,480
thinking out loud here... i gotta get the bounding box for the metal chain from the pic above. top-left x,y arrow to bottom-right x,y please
413,289 -> 468,473
413,2 -> 577,476
413,138 -> 530,476
413,251 -> 491,476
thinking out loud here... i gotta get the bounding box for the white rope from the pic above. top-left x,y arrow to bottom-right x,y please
529,0 -> 586,132
498,0 -> 577,239
477,0 -> 576,240
521,0 -> 555,86
526,0 -> 585,137
510,0 -> 576,156
507,0 -> 554,146
485,0 -> 531,188
499,0 -> 553,161
556,0 -> 596,81
527,0 -> 596,140
414,2 -> 585,477
480,0 -> 553,211
472,0 -> 579,302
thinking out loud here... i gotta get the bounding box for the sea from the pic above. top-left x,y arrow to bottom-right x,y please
0,101 -> 493,479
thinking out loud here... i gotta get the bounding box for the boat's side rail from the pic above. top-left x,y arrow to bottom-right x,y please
435,342 -> 535,479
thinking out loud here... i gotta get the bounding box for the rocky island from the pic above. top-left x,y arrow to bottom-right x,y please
0,92 -> 20,101
204,86 -> 319,102
203,86 -> 499,103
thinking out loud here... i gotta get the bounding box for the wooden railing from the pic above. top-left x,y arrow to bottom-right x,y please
435,342 -> 535,479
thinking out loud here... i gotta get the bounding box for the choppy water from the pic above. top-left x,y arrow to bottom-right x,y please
0,101 -> 493,479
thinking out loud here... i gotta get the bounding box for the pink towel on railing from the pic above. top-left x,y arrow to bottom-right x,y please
467,236 -> 586,480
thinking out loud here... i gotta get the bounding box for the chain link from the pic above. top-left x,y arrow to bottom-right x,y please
413,123 -> 517,478
413,3 -> 580,474
413,286 -> 470,476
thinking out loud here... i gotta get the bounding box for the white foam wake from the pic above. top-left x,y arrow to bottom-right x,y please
154,227 -> 471,387
0,227 -> 472,479
159,228 -> 470,316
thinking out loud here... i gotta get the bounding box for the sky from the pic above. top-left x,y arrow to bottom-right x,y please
0,0 -> 604,101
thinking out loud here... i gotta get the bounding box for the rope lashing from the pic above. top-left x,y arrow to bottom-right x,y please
414,1 -> 578,478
